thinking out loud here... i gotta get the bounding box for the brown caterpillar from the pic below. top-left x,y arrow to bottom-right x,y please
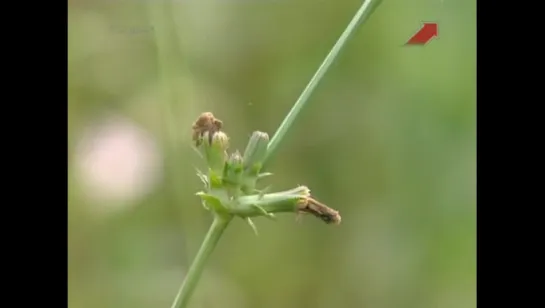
297,196 -> 341,225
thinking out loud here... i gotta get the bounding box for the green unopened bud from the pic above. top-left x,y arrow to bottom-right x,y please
223,151 -> 244,187
242,131 -> 269,176
202,131 -> 229,173
228,151 -> 244,171
211,131 -> 229,150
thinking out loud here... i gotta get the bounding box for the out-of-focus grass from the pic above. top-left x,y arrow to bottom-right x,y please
68,0 -> 476,307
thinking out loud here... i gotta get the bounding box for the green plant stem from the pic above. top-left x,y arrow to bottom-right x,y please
169,1 -> 382,307
264,0 -> 381,166
170,215 -> 233,308
230,198 -> 300,217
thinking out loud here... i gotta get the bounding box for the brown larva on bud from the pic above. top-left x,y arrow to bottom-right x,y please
296,196 -> 341,225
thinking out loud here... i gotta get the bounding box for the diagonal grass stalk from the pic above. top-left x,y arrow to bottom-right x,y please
264,0 -> 383,166
169,214 -> 232,308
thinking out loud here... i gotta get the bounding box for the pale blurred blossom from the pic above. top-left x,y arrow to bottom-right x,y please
75,115 -> 162,209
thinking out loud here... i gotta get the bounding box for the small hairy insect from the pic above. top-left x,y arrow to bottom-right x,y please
192,112 -> 223,146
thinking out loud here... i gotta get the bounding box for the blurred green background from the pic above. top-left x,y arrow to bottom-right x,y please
68,0 -> 476,307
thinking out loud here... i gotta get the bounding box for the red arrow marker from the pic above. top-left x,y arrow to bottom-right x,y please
406,22 -> 438,45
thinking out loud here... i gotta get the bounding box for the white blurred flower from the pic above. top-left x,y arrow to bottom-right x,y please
75,115 -> 162,211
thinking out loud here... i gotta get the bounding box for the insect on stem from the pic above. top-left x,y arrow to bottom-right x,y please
297,196 -> 341,225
